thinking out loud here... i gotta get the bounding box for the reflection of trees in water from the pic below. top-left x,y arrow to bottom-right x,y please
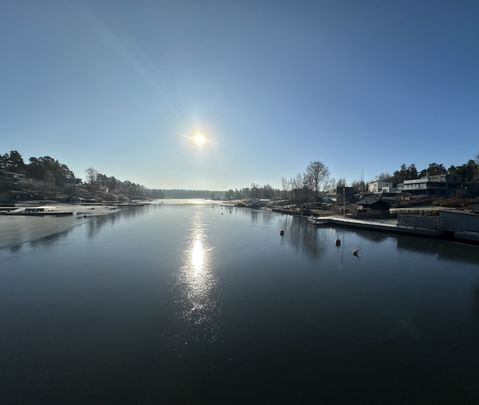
282,217 -> 326,260
249,209 -> 272,224
28,226 -> 77,250
8,220 -> 79,252
261,211 -> 272,224
86,206 -> 151,239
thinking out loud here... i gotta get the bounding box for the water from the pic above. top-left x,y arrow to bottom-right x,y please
1,201 -> 479,404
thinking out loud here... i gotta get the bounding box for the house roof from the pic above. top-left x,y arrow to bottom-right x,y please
357,196 -> 390,208
357,196 -> 380,205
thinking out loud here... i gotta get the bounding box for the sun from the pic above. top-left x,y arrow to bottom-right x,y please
193,132 -> 206,146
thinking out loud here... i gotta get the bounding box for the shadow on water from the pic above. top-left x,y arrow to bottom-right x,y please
397,235 -> 479,264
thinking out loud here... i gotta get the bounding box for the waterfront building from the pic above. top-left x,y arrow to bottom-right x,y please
356,196 -> 390,217
336,186 -> 355,203
399,174 -> 461,197
367,180 -> 394,194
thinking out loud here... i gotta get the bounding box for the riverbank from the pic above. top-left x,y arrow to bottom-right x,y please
266,204 -> 479,244
312,216 -> 442,236
307,215 -> 479,244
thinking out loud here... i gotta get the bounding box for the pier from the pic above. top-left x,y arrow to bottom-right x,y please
312,216 -> 443,237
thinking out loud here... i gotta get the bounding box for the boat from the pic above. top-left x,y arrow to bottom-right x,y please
103,200 -> 150,207
1,206 -> 74,216
306,216 -> 330,226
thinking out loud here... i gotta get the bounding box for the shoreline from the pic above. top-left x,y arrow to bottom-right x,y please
269,207 -> 479,245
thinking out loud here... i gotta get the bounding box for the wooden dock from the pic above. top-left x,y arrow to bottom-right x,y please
311,216 -> 443,237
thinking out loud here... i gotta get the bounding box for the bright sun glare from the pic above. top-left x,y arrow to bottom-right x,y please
191,238 -> 204,272
193,133 -> 206,146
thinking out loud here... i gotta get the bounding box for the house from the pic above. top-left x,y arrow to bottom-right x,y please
400,174 -> 461,197
368,180 -> 394,194
336,186 -> 354,203
356,196 -> 390,217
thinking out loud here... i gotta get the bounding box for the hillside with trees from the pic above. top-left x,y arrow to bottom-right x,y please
0,151 -> 164,204
369,155 -> 479,186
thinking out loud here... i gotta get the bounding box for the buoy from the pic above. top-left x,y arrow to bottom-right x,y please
335,238 -> 341,247
353,249 -> 360,256
280,230 -> 284,236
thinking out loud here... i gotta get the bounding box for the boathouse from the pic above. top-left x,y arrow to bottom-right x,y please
356,196 -> 390,217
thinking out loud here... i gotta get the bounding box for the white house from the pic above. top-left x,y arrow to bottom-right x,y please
367,180 -> 393,194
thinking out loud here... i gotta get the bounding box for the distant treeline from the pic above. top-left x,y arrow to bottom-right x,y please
224,184 -> 285,200
162,189 -> 225,199
0,150 -> 164,203
225,161 -> 330,201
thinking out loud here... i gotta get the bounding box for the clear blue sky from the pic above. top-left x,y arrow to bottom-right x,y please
1,0 -> 478,189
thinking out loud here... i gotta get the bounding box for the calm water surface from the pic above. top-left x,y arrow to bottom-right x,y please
1,201 -> 479,404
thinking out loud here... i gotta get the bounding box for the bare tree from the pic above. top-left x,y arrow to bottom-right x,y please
303,161 -> 329,199
290,173 -> 303,190
352,180 -> 366,193
281,176 -> 290,199
336,178 -> 347,187
325,177 -> 336,193
85,167 -> 98,189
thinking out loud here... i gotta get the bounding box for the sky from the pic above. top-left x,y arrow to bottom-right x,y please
1,0 -> 478,189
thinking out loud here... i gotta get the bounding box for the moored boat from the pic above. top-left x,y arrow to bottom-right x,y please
1,207 -> 74,216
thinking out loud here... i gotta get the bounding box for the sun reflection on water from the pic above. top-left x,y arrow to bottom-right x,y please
191,238 -> 205,273
175,209 -> 219,341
